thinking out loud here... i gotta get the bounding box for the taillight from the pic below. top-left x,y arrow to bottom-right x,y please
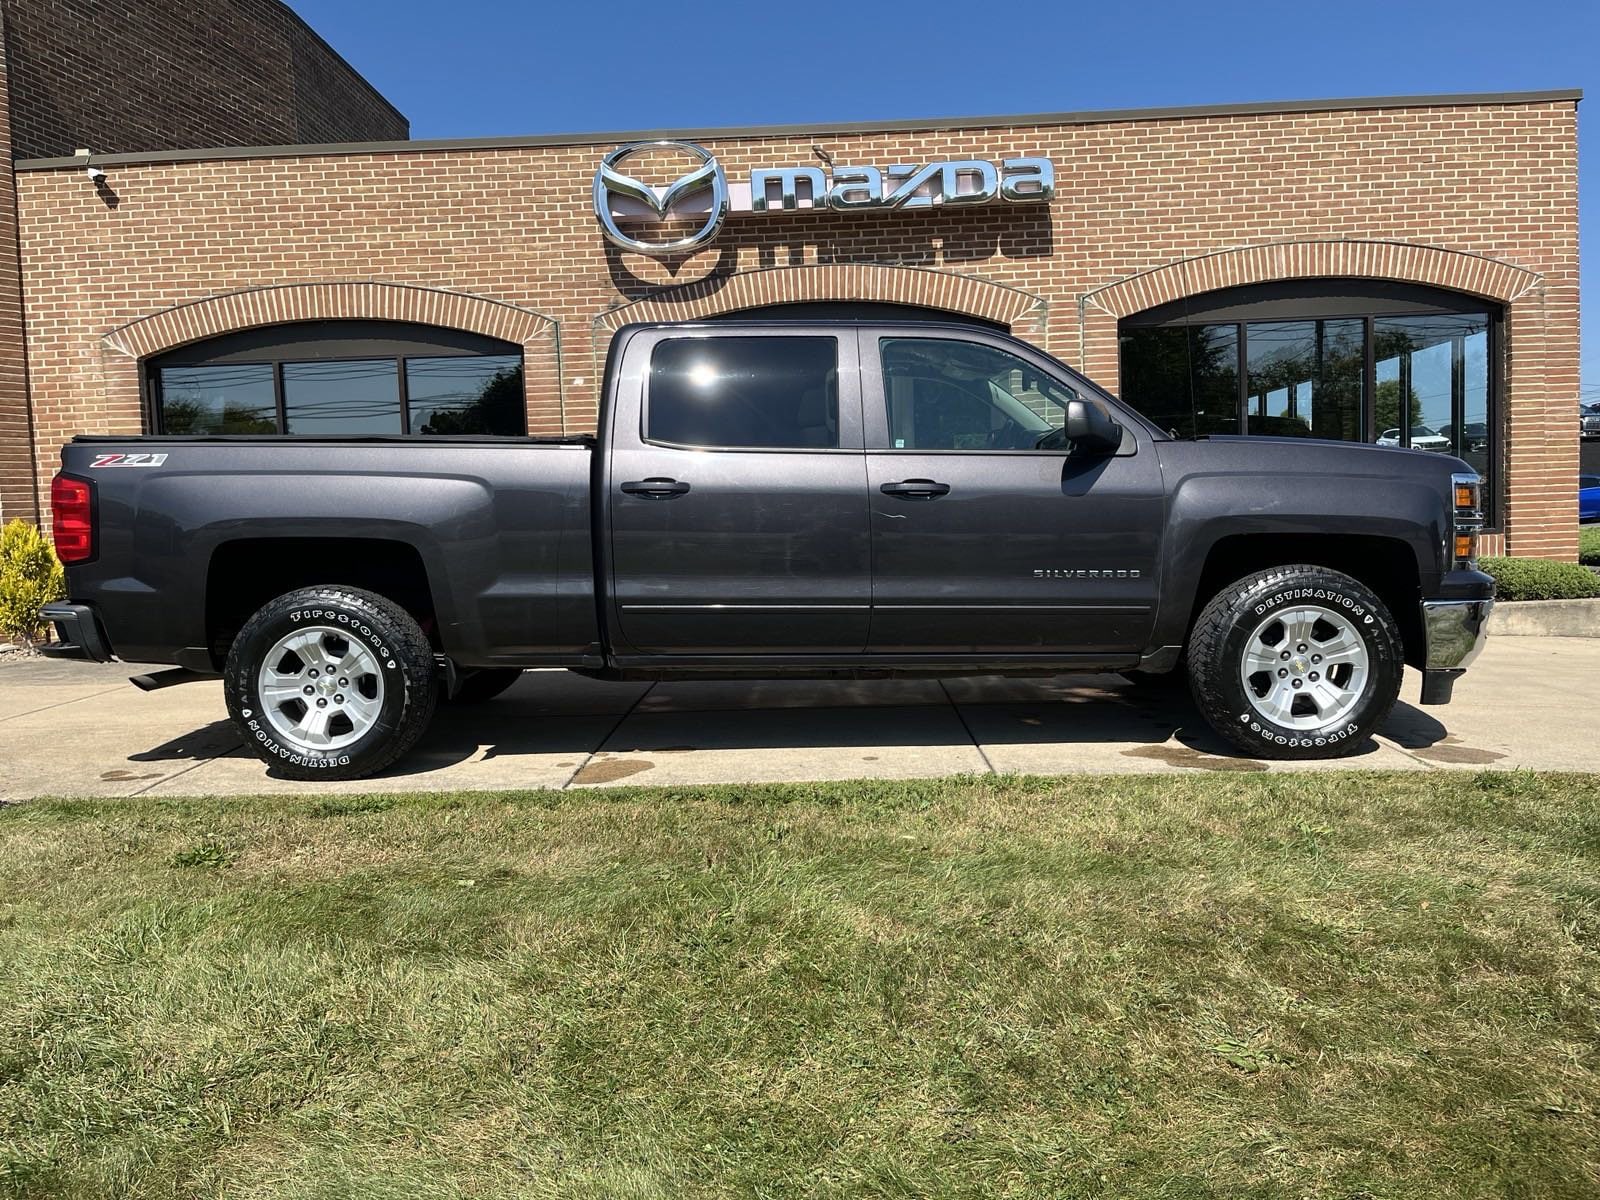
50,474 -> 94,563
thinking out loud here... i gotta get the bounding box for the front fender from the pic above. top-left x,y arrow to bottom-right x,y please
1151,469 -> 1446,651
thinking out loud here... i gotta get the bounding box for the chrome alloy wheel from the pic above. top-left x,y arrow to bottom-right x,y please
256,625 -> 385,752
1238,604 -> 1370,730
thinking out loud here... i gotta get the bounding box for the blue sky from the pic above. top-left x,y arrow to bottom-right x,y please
296,0 -> 1596,399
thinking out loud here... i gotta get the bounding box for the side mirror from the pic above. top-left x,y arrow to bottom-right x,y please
1064,398 -> 1122,455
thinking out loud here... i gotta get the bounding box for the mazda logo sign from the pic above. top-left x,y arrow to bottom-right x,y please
592,140 -> 729,256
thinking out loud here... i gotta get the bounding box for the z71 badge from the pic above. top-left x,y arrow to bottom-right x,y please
90,452 -> 168,468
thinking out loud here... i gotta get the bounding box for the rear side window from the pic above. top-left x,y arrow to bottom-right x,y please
647,337 -> 839,449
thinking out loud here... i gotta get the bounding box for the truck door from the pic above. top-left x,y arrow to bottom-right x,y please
861,330 -> 1164,654
603,327 -> 871,656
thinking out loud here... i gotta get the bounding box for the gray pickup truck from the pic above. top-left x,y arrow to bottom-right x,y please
45,319 -> 1494,778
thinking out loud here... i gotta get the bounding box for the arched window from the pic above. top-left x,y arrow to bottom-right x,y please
146,320 -> 526,437
1118,279 -> 1500,523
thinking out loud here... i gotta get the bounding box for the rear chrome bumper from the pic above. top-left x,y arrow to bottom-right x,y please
40,601 -> 113,662
1418,597 -> 1493,704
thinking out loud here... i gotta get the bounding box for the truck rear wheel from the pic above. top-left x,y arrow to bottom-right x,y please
1187,565 -> 1403,760
224,586 -> 439,781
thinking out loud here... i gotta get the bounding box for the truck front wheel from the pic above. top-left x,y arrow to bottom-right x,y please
1187,565 -> 1403,759
224,586 -> 439,781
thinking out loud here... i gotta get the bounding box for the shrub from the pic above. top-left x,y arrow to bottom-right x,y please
1580,525 -> 1600,567
1481,555 -> 1600,602
0,519 -> 66,644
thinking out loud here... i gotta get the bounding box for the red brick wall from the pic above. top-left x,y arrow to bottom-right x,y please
11,97 -> 1580,557
0,7 -> 36,522
0,0 -> 405,158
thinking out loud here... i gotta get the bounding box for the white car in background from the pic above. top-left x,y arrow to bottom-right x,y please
1378,425 -> 1452,452
1581,403 -> 1600,439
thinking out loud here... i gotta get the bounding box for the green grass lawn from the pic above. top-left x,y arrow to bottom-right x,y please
2,773 -> 1597,1199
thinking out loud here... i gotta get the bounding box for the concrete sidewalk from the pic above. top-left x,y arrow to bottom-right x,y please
0,636 -> 1591,800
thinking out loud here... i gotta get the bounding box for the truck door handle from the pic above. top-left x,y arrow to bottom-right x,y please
620,477 -> 691,498
879,478 -> 951,499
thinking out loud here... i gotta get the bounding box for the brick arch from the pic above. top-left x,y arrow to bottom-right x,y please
594,264 -> 1049,337
102,281 -> 553,358
1082,239 -> 1543,320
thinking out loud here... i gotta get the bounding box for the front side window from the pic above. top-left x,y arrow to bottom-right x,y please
879,337 -> 1081,451
647,337 -> 839,449
149,321 -> 526,437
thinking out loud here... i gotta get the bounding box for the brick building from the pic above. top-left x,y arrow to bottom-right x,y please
3,87 -> 1583,558
0,0 -> 406,522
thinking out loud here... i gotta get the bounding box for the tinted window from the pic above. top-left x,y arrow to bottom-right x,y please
648,337 -> 838,449
149,320 -> 527,437
879,337 -> 1081,451
1118,325 -> 1239,438
1245,319 -> 1364,440
1117,287 -> 1500,524
282,359 -> 402,435
407,355 -> 524,436
1373,314 -> 1491,475
155,364 -> 277,434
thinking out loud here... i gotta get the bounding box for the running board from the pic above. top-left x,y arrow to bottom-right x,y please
129,667 -> 216,692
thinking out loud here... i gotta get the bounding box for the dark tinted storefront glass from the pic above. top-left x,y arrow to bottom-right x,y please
1245,319 -> 1363,440
282,359 -> 402,435
1458,328 -> 1490,481
406,355 -> 524,435
156,364 -> 277,434
1373,314 -> 1491,461
1118,324 -> 1239,437
648,337 -> 838,448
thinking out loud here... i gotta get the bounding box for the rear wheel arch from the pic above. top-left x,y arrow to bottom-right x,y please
204,537 -> 440,668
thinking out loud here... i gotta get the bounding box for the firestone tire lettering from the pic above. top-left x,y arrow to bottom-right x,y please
224,585 -> 438,782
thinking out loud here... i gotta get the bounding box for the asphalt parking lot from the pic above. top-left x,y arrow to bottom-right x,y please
0,634 -> 1593,800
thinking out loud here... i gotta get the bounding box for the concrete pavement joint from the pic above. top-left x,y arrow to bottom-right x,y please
130,746 -> 244,797
939,680 -> 997,776
1372,735 -> 1442,771
0,685 -> 131,723
560,682 -> 657,789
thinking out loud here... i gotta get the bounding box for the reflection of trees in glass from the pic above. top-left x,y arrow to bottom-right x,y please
415,365 -> 525,436
1373,379 -> 1414,433
161,395 -> 277,434
1245,320 -> 1363,440
1119,325 -> 1237,437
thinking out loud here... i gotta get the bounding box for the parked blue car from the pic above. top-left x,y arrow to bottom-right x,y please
1582,474 -> 1600,523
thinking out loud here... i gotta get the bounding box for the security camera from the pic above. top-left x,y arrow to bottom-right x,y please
86,164 -> 105,183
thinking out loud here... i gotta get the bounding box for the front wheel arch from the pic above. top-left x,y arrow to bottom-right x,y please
1178,532 -> 1426,669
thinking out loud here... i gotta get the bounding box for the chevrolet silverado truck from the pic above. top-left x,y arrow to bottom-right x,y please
44,319 -> 1494,779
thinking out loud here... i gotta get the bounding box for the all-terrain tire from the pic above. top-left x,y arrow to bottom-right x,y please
224,585 -> 438,780
448,667 -> 524,705
1187,565 -> 1403,760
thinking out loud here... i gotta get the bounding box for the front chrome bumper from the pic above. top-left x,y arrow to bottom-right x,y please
1418,597 -> 1494,704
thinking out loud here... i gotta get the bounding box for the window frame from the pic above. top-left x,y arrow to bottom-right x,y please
144,320 -> 527,438
1117,281 -> 1504,528
861,327 -> 1148,455
638,330 -> 862,454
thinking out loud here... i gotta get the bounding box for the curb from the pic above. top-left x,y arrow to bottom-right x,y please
1488,597 -> 1600,638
